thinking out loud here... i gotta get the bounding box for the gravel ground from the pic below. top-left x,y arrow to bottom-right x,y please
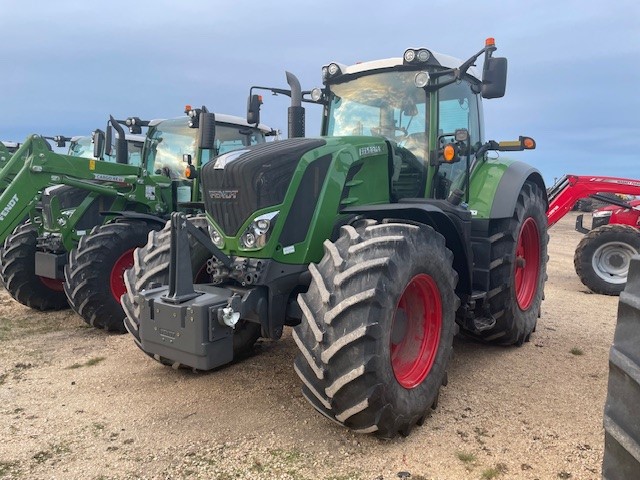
0,212 -> 616,480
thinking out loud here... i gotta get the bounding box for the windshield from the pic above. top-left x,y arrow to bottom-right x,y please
215,123 -> 266,155
68,137 -> 94,158
144,118 -> 267,180
143,118 -> 198,180
68,136 -> 144,165
326,71 -> 429,160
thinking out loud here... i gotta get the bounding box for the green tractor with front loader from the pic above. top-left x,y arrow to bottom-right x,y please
0,109 -> 273,332
122,39 -> 547,438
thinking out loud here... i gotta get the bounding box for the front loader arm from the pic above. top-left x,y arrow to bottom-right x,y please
547,175 -> 640,227
0,135 -> 36,193
0,164 -> 51,243
0,135 -> 167,244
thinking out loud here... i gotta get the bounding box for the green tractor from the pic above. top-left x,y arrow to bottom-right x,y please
0,131 -> 145,194
0,109 -> 273,332
122,39 -> 547,437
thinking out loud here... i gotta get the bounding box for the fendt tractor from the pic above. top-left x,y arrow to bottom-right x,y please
123,39 -> 548,437
0,109 -> 273,333
0,131 -> 146,194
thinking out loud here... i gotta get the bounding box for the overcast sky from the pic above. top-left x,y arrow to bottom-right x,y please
1,0 -> 638,184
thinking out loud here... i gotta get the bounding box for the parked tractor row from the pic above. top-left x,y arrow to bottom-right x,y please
0,111 -> 274,330
1,38 -> 636,439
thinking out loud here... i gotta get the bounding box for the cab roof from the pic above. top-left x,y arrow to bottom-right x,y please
331,51 -> 481,82
148,114 -> 273,134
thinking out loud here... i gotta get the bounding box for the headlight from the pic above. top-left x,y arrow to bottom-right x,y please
310,88 -> 323,102
403,49 -> 416,62
414,71 -> 430,88
416,49 -> 430,62
328,63 -> 340,76
209,224 -> 225,248
238,211 -> 279,250
593,210 -> 613,218
404,48 -> 432,64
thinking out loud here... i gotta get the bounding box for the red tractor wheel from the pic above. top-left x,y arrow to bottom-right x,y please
294,221 -> 458,438
64,220 -> 159,332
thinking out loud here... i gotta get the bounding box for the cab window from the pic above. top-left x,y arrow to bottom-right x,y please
434,79 -> 481,199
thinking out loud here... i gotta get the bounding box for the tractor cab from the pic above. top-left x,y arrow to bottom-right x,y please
316,39 -> 508,204
139,109 -> 273,203
68,134 -> 145,165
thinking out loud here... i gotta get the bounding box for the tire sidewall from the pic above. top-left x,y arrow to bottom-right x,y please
367,227 -> 456,417
511,191 -> 547,321
575,225 -> 640,295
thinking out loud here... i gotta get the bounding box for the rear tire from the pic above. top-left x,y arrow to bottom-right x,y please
64,220 -> 159,332
602,257 -> 640,477
469,181 -> 548,345
294,221 -> 458,438
122,216 -> 261,364
0,223 -> 69,311
574,224 -> 640,296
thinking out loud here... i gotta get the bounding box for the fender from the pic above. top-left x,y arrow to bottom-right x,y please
341,202 -> 472,296
468,159 -> 547,219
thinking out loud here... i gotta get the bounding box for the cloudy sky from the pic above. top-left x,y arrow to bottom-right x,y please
1,0 -> 638,184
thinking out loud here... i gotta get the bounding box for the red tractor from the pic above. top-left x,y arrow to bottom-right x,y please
547,175 -> 640,295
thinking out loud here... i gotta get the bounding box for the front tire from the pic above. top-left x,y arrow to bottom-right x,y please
0,223 -> 69,311
294,221 -> 458,438
64,220 -> 159,332
574,224 -> 640,296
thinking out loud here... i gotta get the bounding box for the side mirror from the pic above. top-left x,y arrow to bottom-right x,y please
109,115 -> 128,164
92,129 -> 105,159
105,125 -> 113,157
198,112 -> 216,150
247,94 -> 262,125
481,57 -> 507,99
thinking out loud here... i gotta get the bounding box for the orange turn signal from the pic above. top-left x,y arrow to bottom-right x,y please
523,137 -> 536,149
185,165 -> 197,179
443,144 -> 456,162
184,104 -> 192,114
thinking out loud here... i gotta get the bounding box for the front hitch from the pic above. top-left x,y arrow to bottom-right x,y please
135,213 -> 266,370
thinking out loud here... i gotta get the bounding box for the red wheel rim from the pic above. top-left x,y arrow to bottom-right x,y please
514,217 -> 540,310
390,273 -> 442,389
110,248 -> 135,302
39,276 -> 64,292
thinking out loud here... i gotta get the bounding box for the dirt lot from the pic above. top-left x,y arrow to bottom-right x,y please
0,212 -> 617,480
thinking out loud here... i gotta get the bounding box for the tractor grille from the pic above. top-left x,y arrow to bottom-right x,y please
201,138 -> 326,235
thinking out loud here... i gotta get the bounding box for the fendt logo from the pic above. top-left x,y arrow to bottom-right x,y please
208,190 -> 239,200
0,194 -> 19,222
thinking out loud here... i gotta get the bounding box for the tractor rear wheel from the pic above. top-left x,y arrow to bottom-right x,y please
471,181 -> 548,345
574,224 -> 640,296
122,216 -> 261,365
64,220 -> 159,332
0,223 -> 69,311
294,221 -> 458,438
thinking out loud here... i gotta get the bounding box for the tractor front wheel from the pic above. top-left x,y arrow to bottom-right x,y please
0,223 -> 69,311
574,224 -> 640,296
294,221 -> 458,438
64,220 -> 159,332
